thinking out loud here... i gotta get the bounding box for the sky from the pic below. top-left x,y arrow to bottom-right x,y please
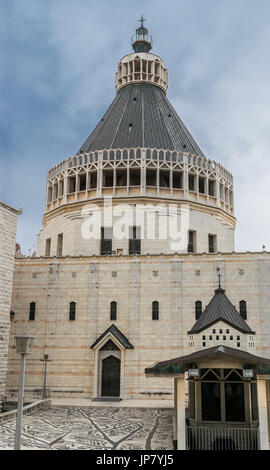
1,0 -> 270,254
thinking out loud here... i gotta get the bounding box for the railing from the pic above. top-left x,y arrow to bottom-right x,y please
186,426 -> 259,451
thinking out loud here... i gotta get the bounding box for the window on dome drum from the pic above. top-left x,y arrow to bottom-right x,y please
199,177 -> 205,194
146,169 -> 157,186
116,169 -> 127,187
53,183 -> 58,200
29,302 -> 36,321
68,176 -> 76,193
45,238 -> 51,257
152,301 -> 159,320
79,174 -> 86,191
101,227 -> 112,255
90,171 -> 97,189
129,226 -> 141,254
160,170 -> 170,188
57,233 -> 63,257
173,171 -> 182,189
195,300 -> 202,319
208,234 -> 217,253
103,170 -> 114,187
110,301 -> 117,321
129,169 -> 140,186
188,174 -> 195,191
59,180 -> 64,197
47,186 -> 52,202
69,302 -> 76,321
239,300 -> 247,320
188,231 -> 196,253
208,180 -> 215,197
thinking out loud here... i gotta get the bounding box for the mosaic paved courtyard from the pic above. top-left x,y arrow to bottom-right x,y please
0,407 -> 174,450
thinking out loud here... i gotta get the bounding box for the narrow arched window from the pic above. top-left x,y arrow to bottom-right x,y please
152,301 -> 159,320
239,300 -> 247,320
29,302 -> 36,321
195,300 -> 202,320
69,302 -> 76,321
110,301 -> 117,321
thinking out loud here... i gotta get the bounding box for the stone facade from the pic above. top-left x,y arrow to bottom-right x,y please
0,202 -> 21,409
6,251 -> 270,400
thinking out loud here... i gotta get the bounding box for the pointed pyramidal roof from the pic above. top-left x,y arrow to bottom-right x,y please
77,20 -> 205,157
188,288 -> 255,335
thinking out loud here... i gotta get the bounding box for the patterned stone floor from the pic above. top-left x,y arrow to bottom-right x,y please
0,407 -> 174,450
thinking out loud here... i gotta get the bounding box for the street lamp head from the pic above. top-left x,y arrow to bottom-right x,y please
44,354 -> 49,360
15,334 -> 35,355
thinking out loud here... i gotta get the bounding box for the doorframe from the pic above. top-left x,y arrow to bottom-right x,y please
92,333 -> 126,399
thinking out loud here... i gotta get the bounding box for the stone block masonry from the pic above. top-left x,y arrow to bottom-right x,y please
0,202 -> 21,410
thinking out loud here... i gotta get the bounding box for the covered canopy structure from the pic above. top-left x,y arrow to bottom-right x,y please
146,346 -> 270,450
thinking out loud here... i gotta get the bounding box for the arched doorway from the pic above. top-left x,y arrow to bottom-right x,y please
101,355 -> 121,397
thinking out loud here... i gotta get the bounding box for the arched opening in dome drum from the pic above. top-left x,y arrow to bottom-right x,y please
160,170 -> 170,188
68,176 -> 76,193
116,169 -> 127,187
199,177 -> 205,194
189,174 -> 195,192
209,180 -> 216,197
173,171 -> 183,189
103,170 -> 114,187
129,169 -> 140,186
89,171 -> 97,189
79,174 -> 86,191
146,169 -> 157,186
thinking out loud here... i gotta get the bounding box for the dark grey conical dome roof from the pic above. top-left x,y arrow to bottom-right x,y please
77,83 -> 206,157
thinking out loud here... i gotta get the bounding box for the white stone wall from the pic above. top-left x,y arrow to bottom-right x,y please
0,202 -> 20,408
6,251 -> 269,400
36,202 -> 235,257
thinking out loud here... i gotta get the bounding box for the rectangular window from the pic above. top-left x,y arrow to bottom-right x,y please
173,172 -> 182,189
129,226 -> 141,254
79,174 -> 86,191
68,176 -> 76,193
69,302 -> 76,321
101,227 -> 112,255
208,180 -> 215,196
29,302 -> 36,321
199,177 -> 205,194
208,234 -> 217,253
225,382 -> 245,422
45,238 -> 51,257
201,382 -> 221,421
57,233 -> 63,257
188,174 -> 195,191
188,231 -> 196,253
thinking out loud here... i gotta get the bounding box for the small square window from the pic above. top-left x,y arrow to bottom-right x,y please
209,336 -> 212,340
202,335 -> 206,340
219,329 -> 223,334
213,329 -> 216,334
237,342 -> 240,347
223,336 -> 226,340
230,336 -> 233,341
216,336 -> 219,340
237,336 -> 240,340
202,342 -> 206,347
226,329 -> 229,334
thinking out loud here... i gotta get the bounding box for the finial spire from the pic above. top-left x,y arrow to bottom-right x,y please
218,273 -> 221,289
131,17 -> 153,53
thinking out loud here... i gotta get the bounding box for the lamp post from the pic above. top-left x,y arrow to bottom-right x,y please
40,354 -> 52,399
14,334 -> 35,450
